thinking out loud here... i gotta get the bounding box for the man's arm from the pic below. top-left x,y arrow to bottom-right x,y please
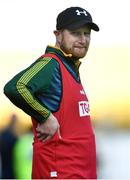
4,57 -> 58,123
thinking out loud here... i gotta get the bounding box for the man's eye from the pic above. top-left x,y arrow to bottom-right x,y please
84,32 -> 90,35
71,32 -> 80,36
84,32 -> 90,37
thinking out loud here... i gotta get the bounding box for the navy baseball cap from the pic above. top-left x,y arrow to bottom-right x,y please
56,7 -> 99,31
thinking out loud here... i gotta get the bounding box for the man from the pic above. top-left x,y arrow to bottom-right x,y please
4,6 -> 99,179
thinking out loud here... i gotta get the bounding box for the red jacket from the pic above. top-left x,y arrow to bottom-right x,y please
32,54 -> 97,179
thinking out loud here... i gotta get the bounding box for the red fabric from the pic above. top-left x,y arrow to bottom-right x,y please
32,54 -> 97,179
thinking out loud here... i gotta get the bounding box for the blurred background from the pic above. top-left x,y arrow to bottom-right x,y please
0,0 -> 130,179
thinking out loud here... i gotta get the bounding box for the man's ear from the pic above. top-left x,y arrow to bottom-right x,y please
53,30 -> 62,44
53,30 -> 61,36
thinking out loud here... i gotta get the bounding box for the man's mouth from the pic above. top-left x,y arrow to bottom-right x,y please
75,46 -> 86,49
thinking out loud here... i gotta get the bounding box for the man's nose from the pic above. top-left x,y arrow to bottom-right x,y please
79,34 -> 88,44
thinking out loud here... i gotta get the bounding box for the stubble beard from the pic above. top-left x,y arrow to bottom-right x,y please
60,43 -> 88,59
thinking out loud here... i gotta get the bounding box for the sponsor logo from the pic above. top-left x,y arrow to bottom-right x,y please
79,101 -> 90,117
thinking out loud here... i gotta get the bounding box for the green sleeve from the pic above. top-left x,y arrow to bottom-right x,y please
4,57 -> 58,123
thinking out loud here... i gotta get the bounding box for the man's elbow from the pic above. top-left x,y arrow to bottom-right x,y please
4,82 -> 16,99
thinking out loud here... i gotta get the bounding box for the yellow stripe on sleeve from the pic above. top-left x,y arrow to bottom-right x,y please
16,58 -> 52,118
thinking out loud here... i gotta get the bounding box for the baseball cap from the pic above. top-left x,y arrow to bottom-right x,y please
56,7 -> 99,31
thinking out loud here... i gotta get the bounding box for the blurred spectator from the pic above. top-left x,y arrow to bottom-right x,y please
0,114 -> 18,179
13,126 -> 33,179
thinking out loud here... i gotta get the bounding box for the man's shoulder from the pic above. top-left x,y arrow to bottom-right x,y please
36,54 -> 60,65
31,54 -> 59,71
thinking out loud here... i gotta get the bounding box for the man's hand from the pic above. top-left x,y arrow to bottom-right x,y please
36,113 -> 60,142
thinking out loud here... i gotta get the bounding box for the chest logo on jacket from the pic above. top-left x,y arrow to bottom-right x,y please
80,89 -> 86,95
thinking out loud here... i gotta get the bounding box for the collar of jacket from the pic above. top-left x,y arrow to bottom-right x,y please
45,45 -> 81,71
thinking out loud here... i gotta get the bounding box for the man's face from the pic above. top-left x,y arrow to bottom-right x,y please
58,26 -> 91,58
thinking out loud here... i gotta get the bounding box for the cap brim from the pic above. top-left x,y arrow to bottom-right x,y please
66,20 -> 99,31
